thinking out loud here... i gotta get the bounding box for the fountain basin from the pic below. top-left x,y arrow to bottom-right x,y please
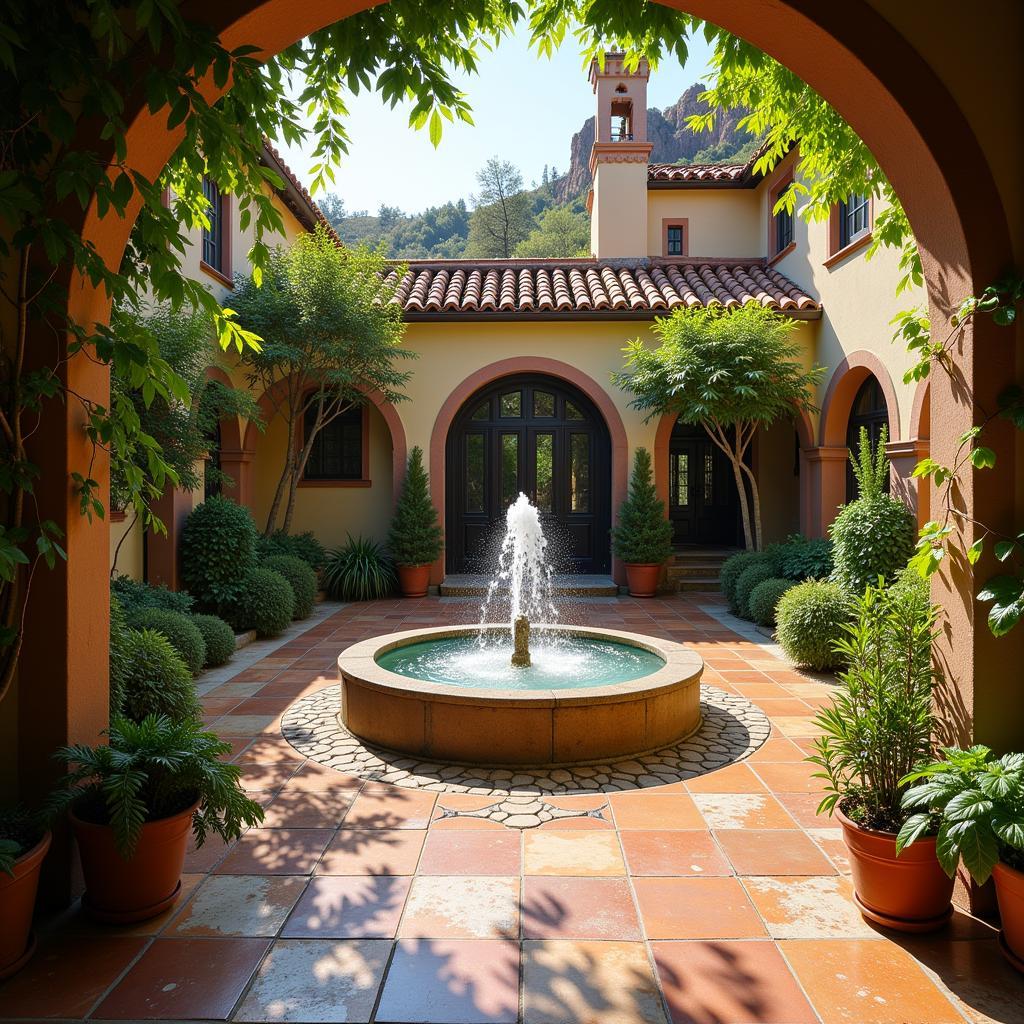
338,625 -> 704,766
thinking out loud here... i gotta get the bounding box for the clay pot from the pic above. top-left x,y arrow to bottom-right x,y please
397,563 -> 431,598
993,861 -> 1024,972
0,831 -> 50,979
71,799 -> 198,924
837,805 -> 953,932
624,563 -> 662,598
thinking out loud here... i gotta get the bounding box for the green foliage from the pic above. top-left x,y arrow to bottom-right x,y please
465,158 -> 534,258
128,608 -> 206,676
110,576 -> 194,616
808,582 -> 936,830
776,580 -> 853,672
734,563 -> 779,620
899,746 -> 1024,883
779,536 -> 834,582
48,715 -> 264,859
720,551 -> 765,608
514,207 -> 590,258
615,304 -> 824,550
228,568 -> 295,638
610,449 -> 674,566
0,807 -> 44,877
748,577 -> 796,627
321,196 -> 472,259
180,497 -> 258,613
116,629 -> 200,725
322,537 -> 397,601
191,614 -> 236,669
830,428 -> 916,593
109,596 -> 132,720
388,447 -> 443,567
256,530 -> 327,571
262,555 -> 317,620
233,230 -> 412,535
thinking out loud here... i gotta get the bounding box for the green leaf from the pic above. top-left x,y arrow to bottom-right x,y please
969,447 -> 996,470
428,109 -> 442,148
944,789 -> 992,824
977,574 -> 1024,637
955,822 -> 1000,884
935,824 -> 961,878
994,540 -> 1017,562
895,813 -> 933,855
967,540 -> 983,565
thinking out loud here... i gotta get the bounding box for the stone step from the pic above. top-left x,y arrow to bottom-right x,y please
670,548 -> 738,564
439,573 -> 619,598
667,563 -> 726,578
673,577 -> 723,593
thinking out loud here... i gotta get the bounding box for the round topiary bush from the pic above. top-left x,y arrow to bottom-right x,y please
734,562 -> 779,619
748,577 -> 796,627
191,613 -> 236,668
262,554 -> 317,619
180,496 -> 258,613
117,628 -> 200,723
228,567 -> 295,638
776,580 -> 853,671
127,607 -> 206,676
720,551 -> 762,608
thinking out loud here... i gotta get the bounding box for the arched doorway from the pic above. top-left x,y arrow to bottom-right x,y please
445,374 -> 612,574
845,374 -> 890,499
668,421 -> 741,547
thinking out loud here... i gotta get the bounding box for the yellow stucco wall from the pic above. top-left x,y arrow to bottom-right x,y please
646,188 -> 763,259
110,515 -> 144,581
591,162 -> 650,259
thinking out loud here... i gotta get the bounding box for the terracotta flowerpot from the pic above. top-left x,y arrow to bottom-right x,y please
396,563 -> 431,598
71,799 -> 198,924
0,831 -> 50,979
624,563 -> 662,598
994,860 -> 1024,972
837,806 -> 954,932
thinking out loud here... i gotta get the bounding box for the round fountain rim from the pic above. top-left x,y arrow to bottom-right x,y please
338,624 -> 703,708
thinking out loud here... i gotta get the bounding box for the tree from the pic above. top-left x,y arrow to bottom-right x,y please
466,157 -> 534,258
610,449 -> 674,565
232,228 -> 413,535
514,208 -> 590,258
614,304 -> 825,551
318,194 -> 347,226
387,447 -> 443,567
110,303 -> 260,573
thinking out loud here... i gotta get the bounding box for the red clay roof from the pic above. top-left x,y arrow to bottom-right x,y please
386,259 -> 820,320
648,162 -> 749,183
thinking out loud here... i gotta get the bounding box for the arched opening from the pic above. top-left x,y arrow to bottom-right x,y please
667,421 -> 740,547
445,374 -> 612,574
845,374 -> 890,499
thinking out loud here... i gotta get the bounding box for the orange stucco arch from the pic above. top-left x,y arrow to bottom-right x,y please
818,350 -> 901,447
910,378 -> 931,441
429,357 -> 629,584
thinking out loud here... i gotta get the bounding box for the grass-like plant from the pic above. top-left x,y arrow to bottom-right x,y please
322,536 -> 397,601
808,580 -> 937,831
47,715 -> 264,858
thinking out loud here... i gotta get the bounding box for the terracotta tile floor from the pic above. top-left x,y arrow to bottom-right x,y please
4,595 -> 1023,1023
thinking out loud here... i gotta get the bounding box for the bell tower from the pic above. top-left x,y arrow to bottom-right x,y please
588,53 -> 652,259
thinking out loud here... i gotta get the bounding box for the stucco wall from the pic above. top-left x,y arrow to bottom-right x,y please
646,188 -> 763,259
591,162 -> 650,259
110,515 -> 144,581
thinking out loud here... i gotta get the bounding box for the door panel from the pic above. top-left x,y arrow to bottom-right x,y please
669,423 -> 741,547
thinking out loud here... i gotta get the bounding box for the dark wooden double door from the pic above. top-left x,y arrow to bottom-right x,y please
446,375 -> 611,573
668,421 -> 741,546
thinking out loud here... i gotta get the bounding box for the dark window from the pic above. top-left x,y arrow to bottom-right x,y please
666,224 -> 684,257
202,177 -> 225,272
846,375 -> 889,500
304,404 -> 363,481
839,193 -> 870,248
775,204 -> 794,254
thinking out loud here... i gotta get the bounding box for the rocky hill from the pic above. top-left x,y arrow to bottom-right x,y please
553,83 -> 752,201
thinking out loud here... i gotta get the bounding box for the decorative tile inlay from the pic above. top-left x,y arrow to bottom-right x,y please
280,685 -> 769,823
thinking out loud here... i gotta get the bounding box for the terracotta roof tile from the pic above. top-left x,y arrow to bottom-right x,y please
390,259 -> 819,319
648,162 -> 748,183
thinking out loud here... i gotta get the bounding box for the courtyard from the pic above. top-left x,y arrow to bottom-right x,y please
2,594 -> 1020,1024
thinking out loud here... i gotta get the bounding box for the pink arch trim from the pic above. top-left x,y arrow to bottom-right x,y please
819,351 -> 901,447
428,357 -> 629,585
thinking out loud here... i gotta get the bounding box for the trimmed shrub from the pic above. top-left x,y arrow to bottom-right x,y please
720,551 -> 779,613
776,580 -> 853,671
111,575 -> 194,616
128,607 -> 207,676
180,496 -> 258,612
192,613 -> 236,668
263,554 -> 317,619
229,567 -> 295,637
256,529 -> 327,572
109,596 -> 131,717
734,562 -> 779,620
830,428 -> 915,593
388,446 -> 443,567
748,577 -> 796,627
322,536 -> 396,601
889,564 -> 929,604
779,536 -> 834,581
610,448 -> 674,565
117,628 -> 200,723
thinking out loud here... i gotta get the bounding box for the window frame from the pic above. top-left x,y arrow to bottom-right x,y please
200,177 -> 233,286
826,191 -> 873,265
298,400 -> 371,488
661,218 -> 688,258
767,168 -> 796,264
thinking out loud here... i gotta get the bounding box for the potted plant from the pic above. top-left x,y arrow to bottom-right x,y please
0,808 -> 50,978
899,746 -> 1024,970
48,714 -> 264,923
611,448 -> 673,597
387,446 -> 443,598
808,579 -> 954,931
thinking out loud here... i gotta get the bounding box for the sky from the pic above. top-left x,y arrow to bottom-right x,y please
277,27 -> 717,216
